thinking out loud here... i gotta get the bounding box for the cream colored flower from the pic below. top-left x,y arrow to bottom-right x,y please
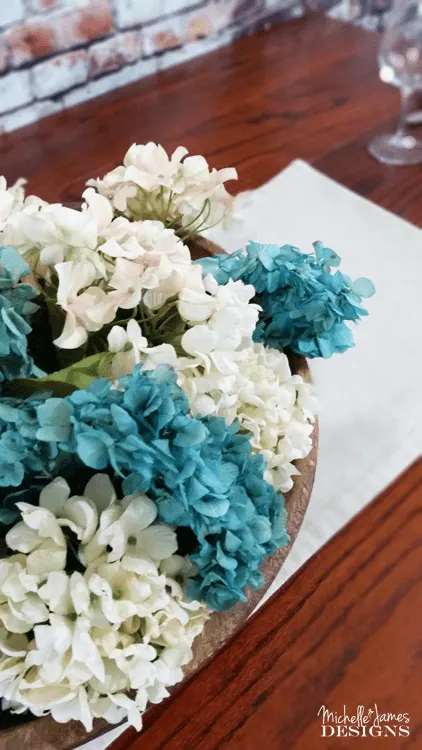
0,177 -> 26,230
86,143 -> 237,233
98,493 -> 177,563
54,261 -> 119,349
177,343 -> 319,493
0,475 -> 208,731
180,278 -> 260,364
6,504 -> 67,578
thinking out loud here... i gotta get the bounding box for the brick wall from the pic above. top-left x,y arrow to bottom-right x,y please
0,0 -> 303,133
307,0 -> 392,30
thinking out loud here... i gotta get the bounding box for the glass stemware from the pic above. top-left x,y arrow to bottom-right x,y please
369,0 -> 422,165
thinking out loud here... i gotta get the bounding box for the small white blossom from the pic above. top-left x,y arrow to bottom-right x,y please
9,203 -> 104,280
179,278 -> 260,370
108,319 -> 148,378
0,177 -> 26,230
107,319 -> 182,379
54,261 -> 119,349
122,142 -> 188,193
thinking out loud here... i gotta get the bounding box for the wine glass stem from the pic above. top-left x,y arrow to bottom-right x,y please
397,88 -> 414,138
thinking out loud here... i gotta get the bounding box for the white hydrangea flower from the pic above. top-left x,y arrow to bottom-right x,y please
0,148 -> 237,351
113,340 -> 317,495
177,342 -> 319,492
108,319 -> 148,378
123,142 -> 188,193
174,154 -> 238,230
0,183 -> 194,348
82,187 -> 114,233
178,277 -> 261,371
47,218 -> 193,348
107,319 -> 182,379
0,474 -> 208,732
86,142 -> 237,232
6,202 -> 105,280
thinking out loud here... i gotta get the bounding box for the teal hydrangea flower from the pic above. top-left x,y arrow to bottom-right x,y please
0,392 -> 63,487
198,241 -> 375,358
0,365 -> 188,489
0,245 -> 44,382
151,419 -> 288,612
0,365 -> 288,611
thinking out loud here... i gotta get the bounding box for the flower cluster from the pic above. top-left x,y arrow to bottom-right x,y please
177,343 -> 318,493
106,271 -> 260,380
199,241 -> 375,358
0,146 -> 374,734
0,365 -> 287,612
0,191 -> 194,350
0,246 -> 44,384
0,147 -> 237,353
87,142 -> 238,233
0,474 -> 207,731
153,420 -> 288,612
0,365 -> 189,489
106,325 -> 318,494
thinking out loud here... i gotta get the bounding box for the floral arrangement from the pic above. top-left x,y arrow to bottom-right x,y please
0,144 -> 374,733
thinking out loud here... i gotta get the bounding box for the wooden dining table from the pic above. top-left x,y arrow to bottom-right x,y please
0,10 -> 421,750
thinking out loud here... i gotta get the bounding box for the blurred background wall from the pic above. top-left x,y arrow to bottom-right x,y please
309,0 -> 392,30
0,0 -> 391,135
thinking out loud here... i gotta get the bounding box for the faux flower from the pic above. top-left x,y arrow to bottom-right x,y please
0,185 -> 195,346
107,320 -> 180,379
106,324 -> 317,494
177,342 -> 319,493
8,202 -> 103,280
120,142 -> 188,193
107,319 -> 148,379
151,418 -> 288,612
0,177 -> 26,230
53,261 -> 118,349
0,365 -> 289,610
49,218 -> 192,349
0,365 -> 189,489
87,143 -> 238,237
0,245 -> 44,383
199,241 -> 375,358
0,474 -> 207,731
178,273 -> 261,369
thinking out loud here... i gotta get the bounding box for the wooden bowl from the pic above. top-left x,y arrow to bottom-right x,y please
0,237 -> 318,750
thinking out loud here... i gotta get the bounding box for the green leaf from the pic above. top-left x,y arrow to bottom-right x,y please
2,378 -> 79,399
2,353 -> 114,399
39,351 -> 114,390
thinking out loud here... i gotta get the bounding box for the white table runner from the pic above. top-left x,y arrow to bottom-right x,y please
80,160 -> 422,748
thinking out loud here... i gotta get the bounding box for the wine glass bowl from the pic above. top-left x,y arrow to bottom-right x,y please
369,0 -> 422,165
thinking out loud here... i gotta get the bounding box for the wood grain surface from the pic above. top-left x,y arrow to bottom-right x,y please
110,459 -> 422,750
